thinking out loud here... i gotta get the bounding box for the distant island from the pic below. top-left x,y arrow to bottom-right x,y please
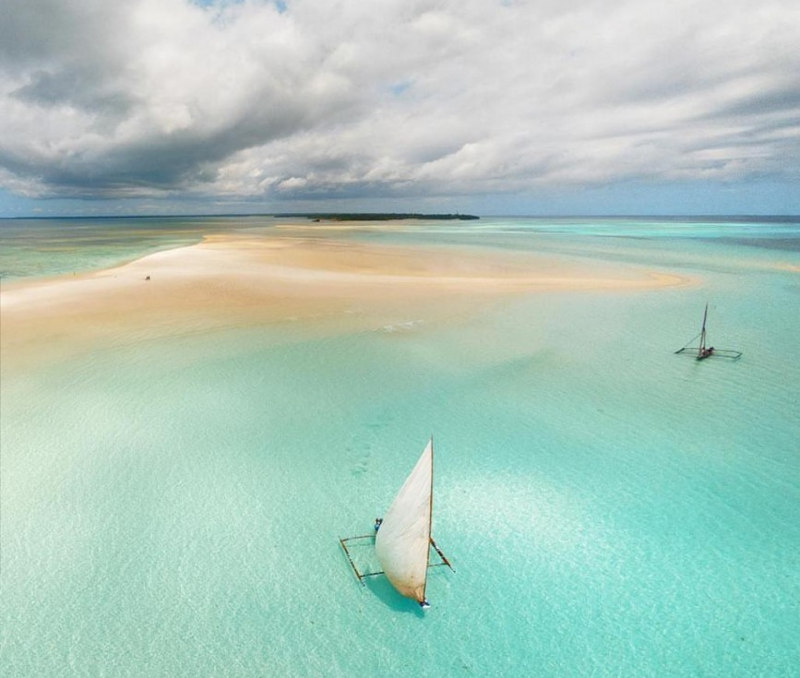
274,213 -> 480,221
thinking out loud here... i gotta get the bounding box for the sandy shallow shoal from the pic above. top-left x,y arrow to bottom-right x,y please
0,229 -> 690,368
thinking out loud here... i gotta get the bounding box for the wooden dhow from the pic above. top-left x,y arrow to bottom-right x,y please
339,437 -> 453,608
675,303 -> 742,360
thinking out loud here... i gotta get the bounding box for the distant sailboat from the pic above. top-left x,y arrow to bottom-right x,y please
339,437 -> 453,608
675,303 -> 742,360
696,302 -> 714,360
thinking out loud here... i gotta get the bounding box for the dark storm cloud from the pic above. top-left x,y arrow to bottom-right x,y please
0,0 -> 798,204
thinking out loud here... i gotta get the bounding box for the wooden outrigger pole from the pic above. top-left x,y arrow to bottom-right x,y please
429,537 -> 455,572
339,535 -> 369,585
338,535 -> 383,585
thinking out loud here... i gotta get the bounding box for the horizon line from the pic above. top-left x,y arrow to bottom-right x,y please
2,212 -> 799,221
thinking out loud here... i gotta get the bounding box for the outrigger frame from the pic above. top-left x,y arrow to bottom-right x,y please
674,345 -> 742,360
338,534 -> 454,586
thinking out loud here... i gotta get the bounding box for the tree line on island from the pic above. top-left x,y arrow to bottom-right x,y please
274,213 -> 480,221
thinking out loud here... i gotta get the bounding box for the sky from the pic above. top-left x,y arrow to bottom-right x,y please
1,0 -> 798,217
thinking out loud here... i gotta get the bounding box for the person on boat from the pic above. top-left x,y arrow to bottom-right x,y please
420,599 -> 430,609
374,518 -> 383,531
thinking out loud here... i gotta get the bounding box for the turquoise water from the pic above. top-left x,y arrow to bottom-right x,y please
2,217 -> 799,676
0,215 -> 302,282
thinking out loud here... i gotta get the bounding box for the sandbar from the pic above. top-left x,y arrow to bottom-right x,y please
1,226 -> 691,369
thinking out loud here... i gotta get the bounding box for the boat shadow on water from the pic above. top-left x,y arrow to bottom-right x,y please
364,577 -> 430,616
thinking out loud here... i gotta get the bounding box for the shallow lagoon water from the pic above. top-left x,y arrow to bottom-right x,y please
2,217 -> 799,676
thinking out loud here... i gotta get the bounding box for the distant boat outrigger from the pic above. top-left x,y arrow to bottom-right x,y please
339,437 -> 454,609
675,303 -> 742,360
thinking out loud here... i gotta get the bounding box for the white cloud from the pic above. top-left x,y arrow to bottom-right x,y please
0,0 -> 798,206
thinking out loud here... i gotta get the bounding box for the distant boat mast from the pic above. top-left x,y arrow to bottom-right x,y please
698,303 -> 712,360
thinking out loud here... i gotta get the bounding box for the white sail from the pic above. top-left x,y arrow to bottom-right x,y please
375,439 -> 433,603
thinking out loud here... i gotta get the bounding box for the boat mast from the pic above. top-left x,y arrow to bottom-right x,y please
422,435 -> 434,603
698,303 -> 708,358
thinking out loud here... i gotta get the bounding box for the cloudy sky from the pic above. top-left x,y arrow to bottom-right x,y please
1,0 -> 798,216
